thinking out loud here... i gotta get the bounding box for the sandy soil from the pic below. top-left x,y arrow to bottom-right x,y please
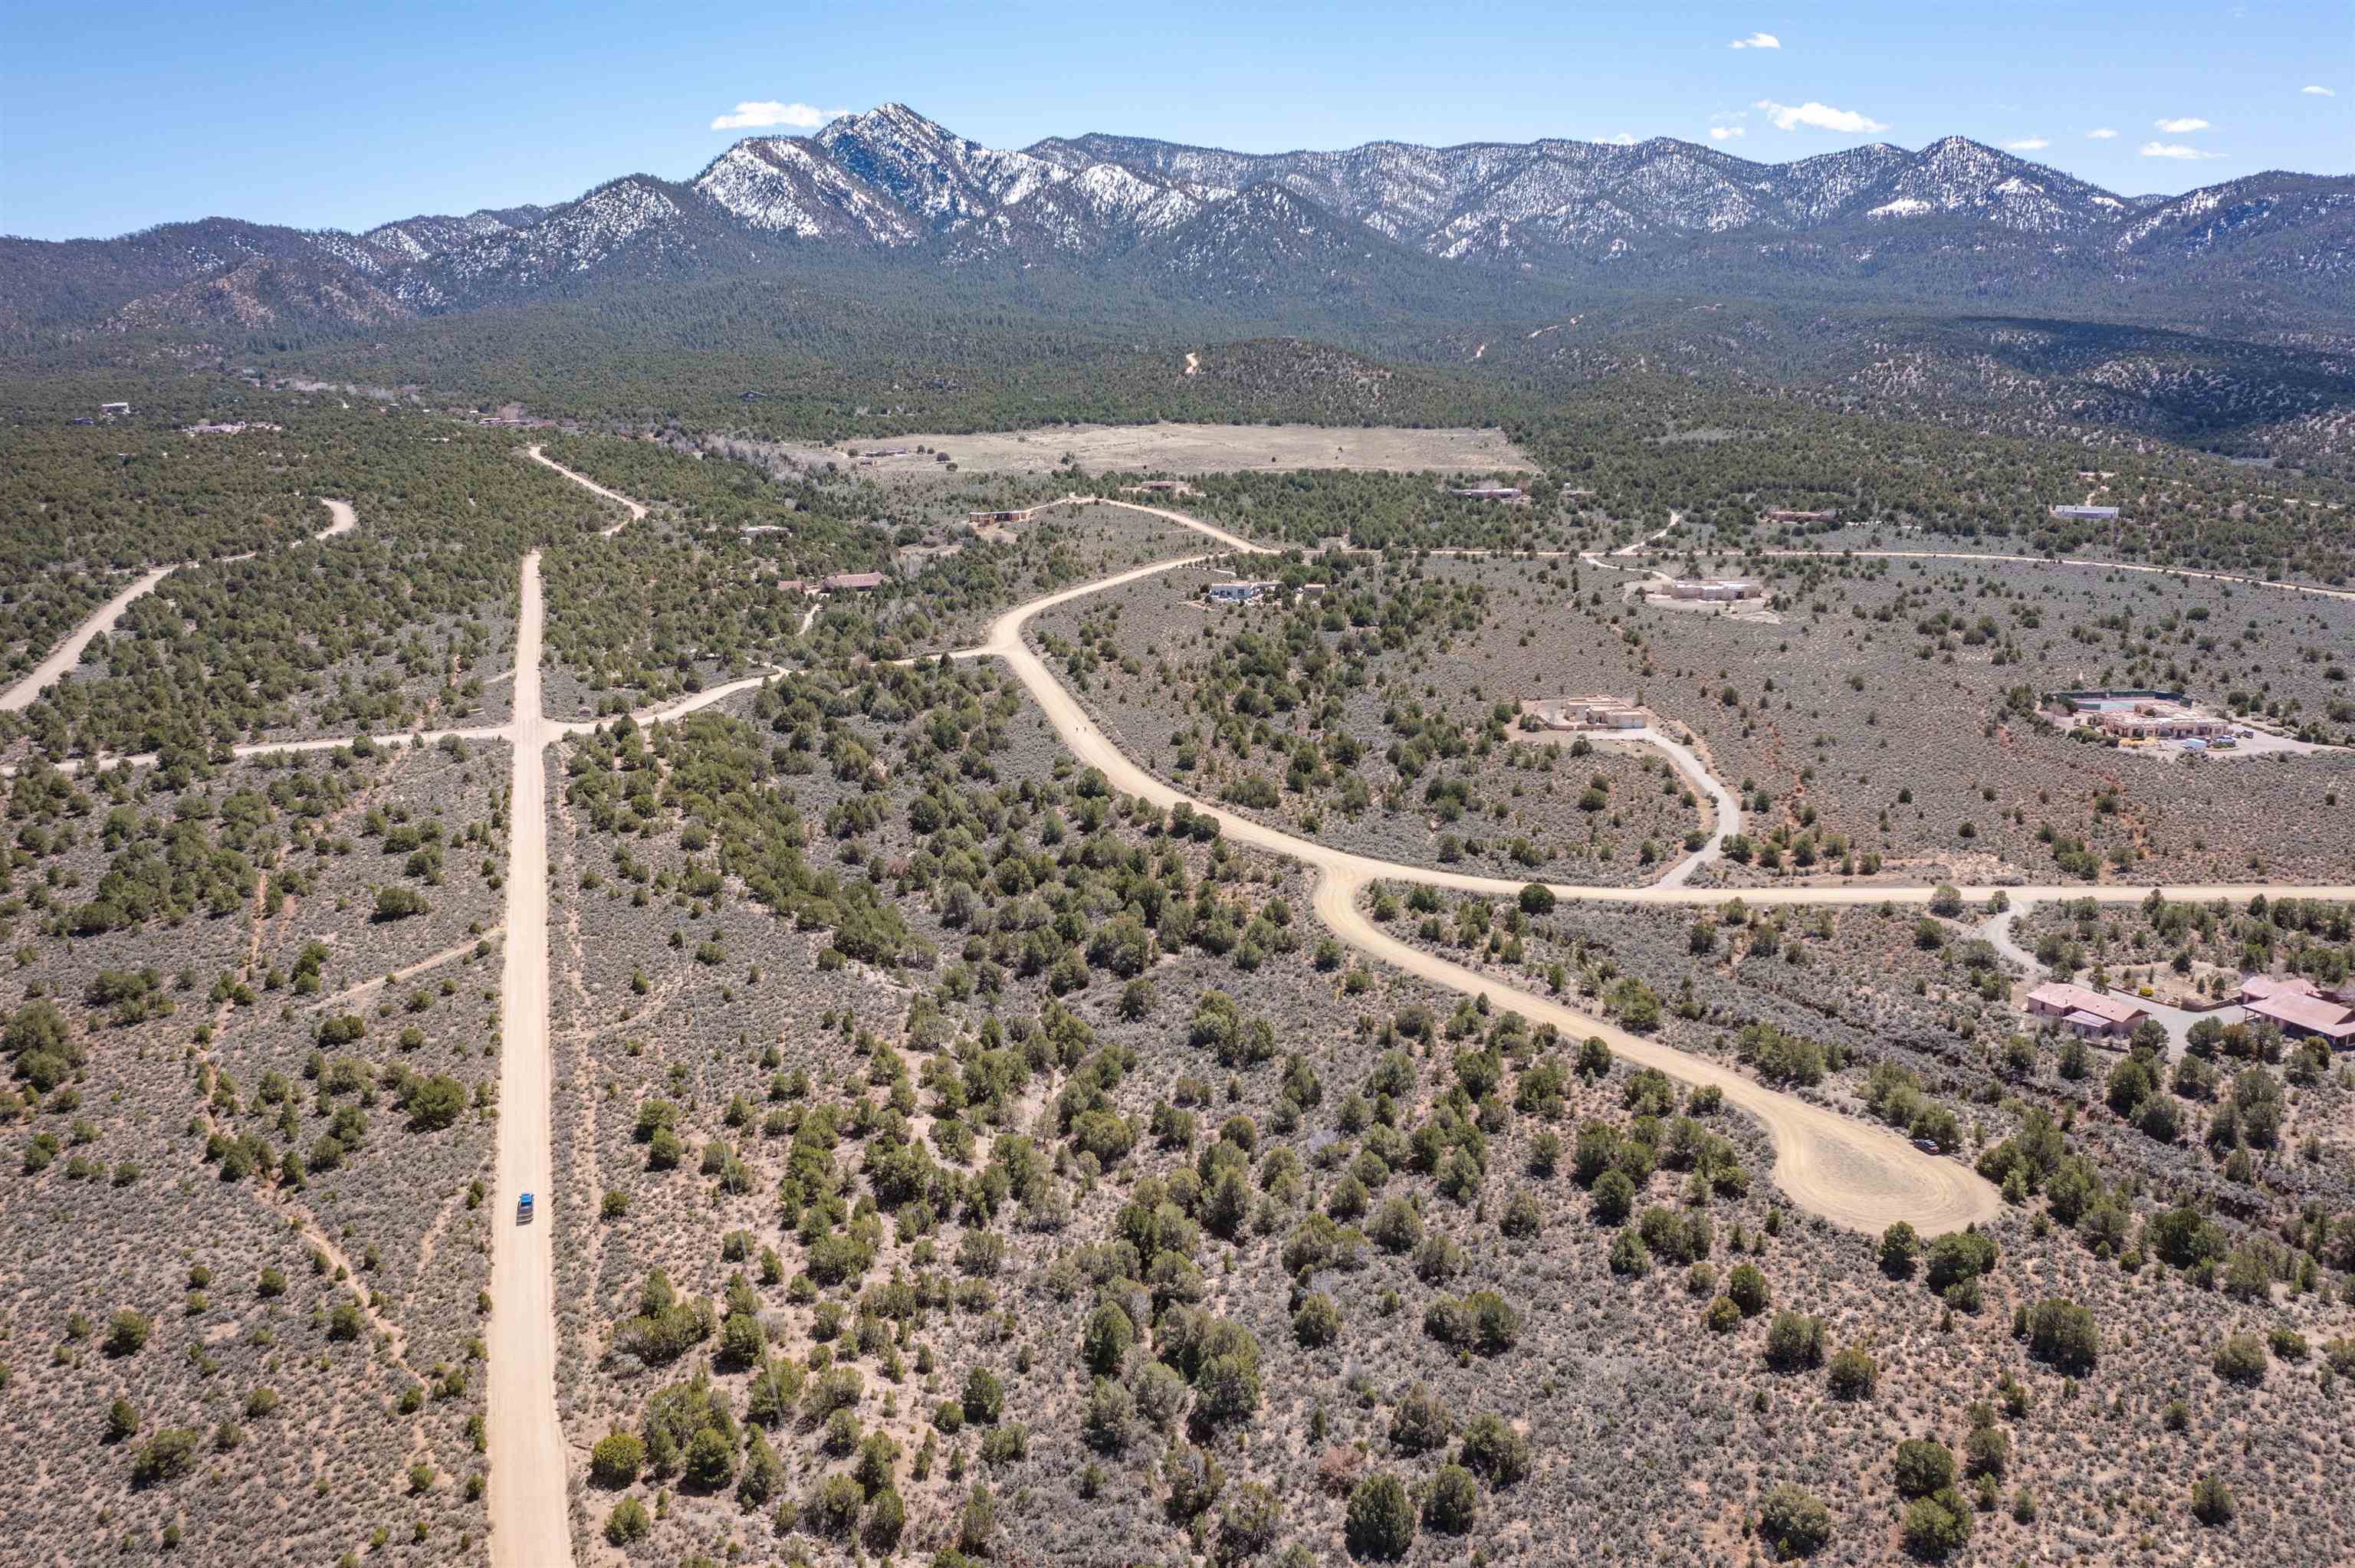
486,551 -> 574,1568
795,422 -> 1536,481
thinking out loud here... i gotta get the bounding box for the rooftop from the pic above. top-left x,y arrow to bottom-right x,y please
2026,982 -> 2148,1025
2245,992 -> 2355,1038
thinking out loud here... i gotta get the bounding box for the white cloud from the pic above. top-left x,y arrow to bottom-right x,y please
2087,127 -> 2119,139
1755,99 -> 1888,133
2005,136 -> 2051,150
2140,140 -> 2222,159
1729,31 -> 1781,48
2153,116 -> 2210,133
2303,85 -> 2336,97
710,101 -> 846,132
1710,126 -> 1747,141
1602,131 -> 1639,146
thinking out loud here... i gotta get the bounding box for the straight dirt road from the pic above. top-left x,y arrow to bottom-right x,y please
486,551 -> 573,1568
1674,546 -> 2355,602
0,565 -> 177,713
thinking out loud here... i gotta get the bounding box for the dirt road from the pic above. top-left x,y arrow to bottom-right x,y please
1314,873 -> 1997,1235
2,496 -> 361,716
1680,546 -> 2355,602
0,564 -> 178,713
1604,727 -> 1740,887
527,444 -> 644,535
965,552 -> 2003,1235
486,550 -> 573,1568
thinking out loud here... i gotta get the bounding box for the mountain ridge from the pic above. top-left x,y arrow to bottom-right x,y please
4,103 -> 2349,336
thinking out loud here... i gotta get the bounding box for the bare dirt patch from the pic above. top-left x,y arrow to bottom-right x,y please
795,424 -> 1536,483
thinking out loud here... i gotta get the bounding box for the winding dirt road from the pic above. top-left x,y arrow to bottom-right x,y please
314,497 -> 358,540
952,548 -> 2003,1235
905,492 -> 2355,1227
527,444 -> 643,536
2,497 -> 358,715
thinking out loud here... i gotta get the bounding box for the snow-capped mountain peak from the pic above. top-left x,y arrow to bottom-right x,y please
8,107 -> 2346,333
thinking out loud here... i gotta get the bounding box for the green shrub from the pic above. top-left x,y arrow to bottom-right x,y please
1893,1439 -> 1956,1499
1826,1347 -> 1878,1400
590,1431 -> 645,1487
2212,1332 -> 2268,1385
2026,1298 -> 2100,1373
105,1309 -> 153,1356
1422,1465 -> 1479,1534
1344,1472 -> 1416,1560
962,1366 -> 1004,1424
603,1497 -> 649,1544
131,1429 -> 199,1486
1758,1483 -> 1832,1558
1900,1489 -> 1972,1559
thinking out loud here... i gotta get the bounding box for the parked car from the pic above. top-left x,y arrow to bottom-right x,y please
1913,1138 -> 1942,1155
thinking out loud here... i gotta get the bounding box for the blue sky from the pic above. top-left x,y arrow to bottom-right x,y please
2,0 -> 2345,239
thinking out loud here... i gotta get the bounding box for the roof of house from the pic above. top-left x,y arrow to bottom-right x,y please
822,572 -> 886,589
2026,982 -> 2147,1025
2238,975 -> 2318,1001
2245,993 -> 2355,1037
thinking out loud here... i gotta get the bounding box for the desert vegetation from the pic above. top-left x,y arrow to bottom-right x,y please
0,735 -> 509,1561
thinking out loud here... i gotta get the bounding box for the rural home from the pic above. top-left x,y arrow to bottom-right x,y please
2243,992 -> 2355,1046
2024,982 -> 2150,1041
2048,691 -> 2229,740
1447,486 -> 1526,502
821,572 -> 886,593
1207,579 -> 1283,605
1667,579 -> 1761,602
2095,703 -> 2226,741
2050,504 -> 2120,520
1762,508 -> 1838,523
1533,695 -> 1647,730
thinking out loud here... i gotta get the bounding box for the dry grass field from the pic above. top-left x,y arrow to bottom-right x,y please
778,425 -> 1536,484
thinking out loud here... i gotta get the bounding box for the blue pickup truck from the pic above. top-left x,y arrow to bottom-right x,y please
517,1192 -> 535,1224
